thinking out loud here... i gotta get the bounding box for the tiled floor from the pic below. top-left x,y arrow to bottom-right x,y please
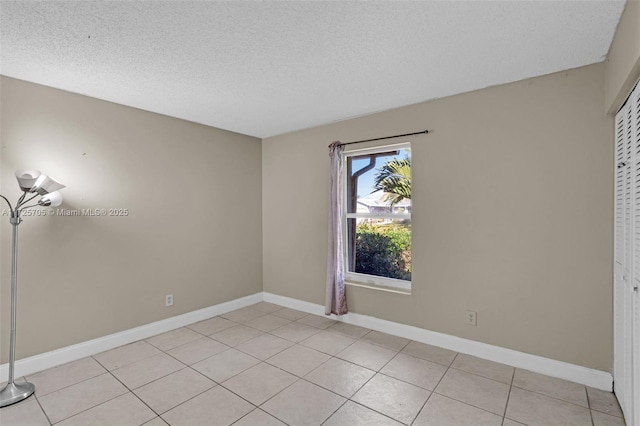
0,302 -> 626,425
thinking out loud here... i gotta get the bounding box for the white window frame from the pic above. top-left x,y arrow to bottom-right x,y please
342,142 -> 412,291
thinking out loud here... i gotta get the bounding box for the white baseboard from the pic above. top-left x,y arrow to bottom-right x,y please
2,290 -> 613,392
262,292 -> 613,391
0,292 -> 263,382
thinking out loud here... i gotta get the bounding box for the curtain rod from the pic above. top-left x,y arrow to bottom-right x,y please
332,129 -> 429,147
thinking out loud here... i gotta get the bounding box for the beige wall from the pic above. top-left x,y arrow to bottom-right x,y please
263,63 -> 613,371
0,77 -> 262,361
605,0 -> 640,113
0,58 -> 617,371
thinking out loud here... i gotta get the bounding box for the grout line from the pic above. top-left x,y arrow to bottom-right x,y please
585,386 -> 595,426
318,397 -> 349,426
91,345 -> 162,371
509,384 -> 592,411
428,392 -> 507,423
24,361 -> 106,400
183,347 -> 260,383
299,372 -> 402,425
229,407 -> 292,426
427,390 -> 508,420
160,375 -> 243,418
415,354 -> 515,422
408,392 -> 432,425
437,360 -> 456,391
408,352 -> 456,425
93,357 -> 164,418
96,348 -> 220,421
43,377 -> 130,424
501,366 -> 517,425
186,316 -> 242,336
411,391 -> 434,426
32,393 -> 54,426
235,343 -> 295,362
448,364 -> 513,385
123,344 -> 257,420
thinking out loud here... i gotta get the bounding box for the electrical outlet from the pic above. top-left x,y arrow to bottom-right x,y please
466,310 -> 477,326
165,294 -> 173,307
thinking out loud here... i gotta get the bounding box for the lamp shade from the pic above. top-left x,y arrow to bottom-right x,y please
32,175 -> 65,195
38,191 -> 63,207
15,169 -> 42,191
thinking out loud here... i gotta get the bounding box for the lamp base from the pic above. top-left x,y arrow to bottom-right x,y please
0,381 -> 35,408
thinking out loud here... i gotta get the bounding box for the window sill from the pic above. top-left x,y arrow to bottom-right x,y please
345,280 -> 412,295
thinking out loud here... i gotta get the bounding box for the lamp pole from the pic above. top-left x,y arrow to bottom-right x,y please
0,170 -> 64,407
0,209 -> 35,407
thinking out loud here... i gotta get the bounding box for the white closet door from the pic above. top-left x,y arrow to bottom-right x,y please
614,81 -> 639,426
614,101 -> 629,420
632,85 -> 640,426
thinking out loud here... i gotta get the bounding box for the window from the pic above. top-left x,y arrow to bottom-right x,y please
343,143 -> 411,291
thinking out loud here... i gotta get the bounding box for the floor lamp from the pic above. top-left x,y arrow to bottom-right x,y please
0,169 -> 64,408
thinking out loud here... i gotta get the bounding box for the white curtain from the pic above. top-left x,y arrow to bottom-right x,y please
326,141 -> 348,315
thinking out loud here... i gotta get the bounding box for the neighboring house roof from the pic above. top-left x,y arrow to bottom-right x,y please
357,191 -> 411,209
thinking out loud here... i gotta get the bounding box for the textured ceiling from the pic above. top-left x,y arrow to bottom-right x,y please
0,1 -> 627,138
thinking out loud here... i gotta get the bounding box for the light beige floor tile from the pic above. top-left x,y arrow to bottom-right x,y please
234,409 -> 287,426
591,410 -> 626,426
166,337 -> 228,365
187,317 -> 236,335
296,314 -> 338,330
300,331 -> 356,356
0,398 -> 49,426
221,306 -> 267,323
413,393 -> 503,426
587,387 -> 624,417
352,373 -> 431,425
27,357 -> 106,397
336,340 -> 397,371
323,401 -> 403,426
451,354 -> 514,385
93,341 -> 162,371
222,363 -> 296,405
327,322 -> 370,339
250,302 -> 285,314
134,368 -> 215,414
161,386 -> 253,426
304,357 -> 375,398
513,369 -> 588,408
401,341 -> 458,366
505,386 -> 592,426
38,373 -> 128,423
271,322 -> 322,343
142,417 -> 169,426
235,333 -> 294,360
262,380 -> 346,426
111,353 -> 185,390
381,352 -> 447,390
270,307 -> 309,321
502,419 -> 527,426
361,331 -> 410,351
435,368 -> 510,415
210,325 -> 264,346
56,392 -> 156,426
192,348 -> 259,383
244,314 -> 291,332
267,344 -> 330,377
146,327 -> 202,351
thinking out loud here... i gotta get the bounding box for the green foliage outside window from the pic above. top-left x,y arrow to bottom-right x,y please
355,222 -> 411,281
